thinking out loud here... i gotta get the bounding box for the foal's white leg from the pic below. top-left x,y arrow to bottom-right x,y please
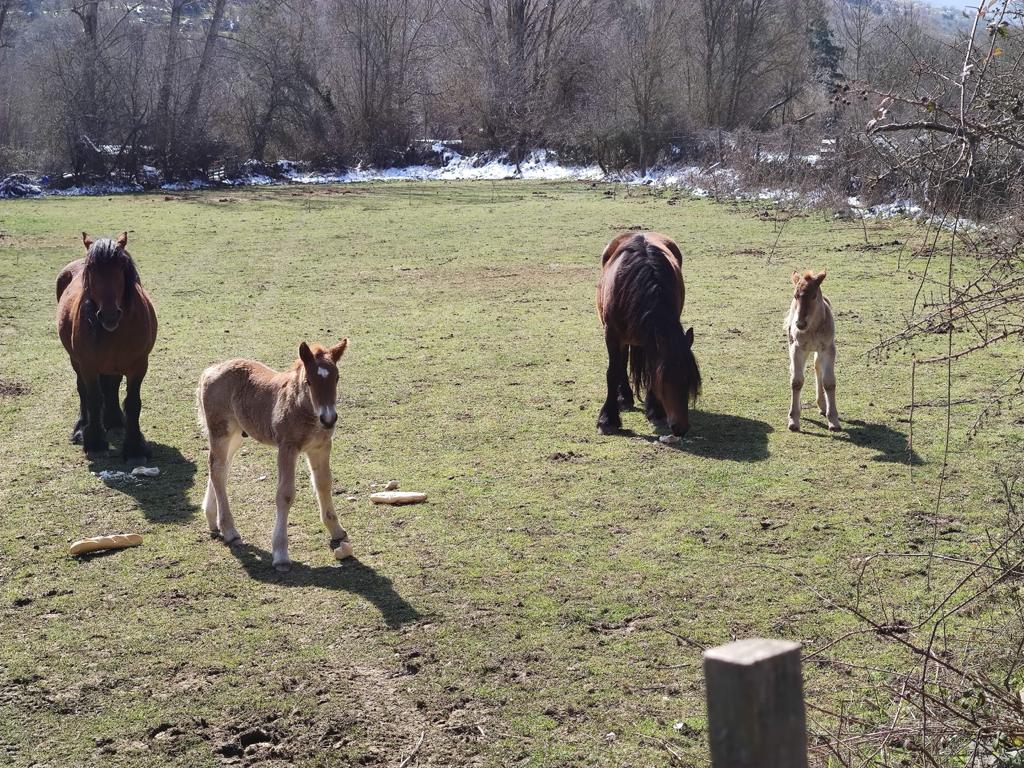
788,343 -> 806,432
306,446 -> 347,544
819,343 -> 841,431
272,447 -> 298,571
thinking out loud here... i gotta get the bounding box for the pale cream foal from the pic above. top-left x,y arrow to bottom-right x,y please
785,271 -> 840,432
198,340 -> 349,571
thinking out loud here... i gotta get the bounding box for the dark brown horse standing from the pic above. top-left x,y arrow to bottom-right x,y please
596,232 -> 701,437
57,232 -> 158,459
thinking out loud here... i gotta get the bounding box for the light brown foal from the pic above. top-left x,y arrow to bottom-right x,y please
785,271 -> 840,432
198,340 -> 349,570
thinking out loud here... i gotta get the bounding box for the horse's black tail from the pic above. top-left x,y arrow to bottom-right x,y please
628,345 -> 649,399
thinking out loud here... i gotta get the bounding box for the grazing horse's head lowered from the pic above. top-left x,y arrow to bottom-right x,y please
791,270 -> 826,331
650,325 -> 701,437
298,340 -> 348,429
81,231 -> 138,332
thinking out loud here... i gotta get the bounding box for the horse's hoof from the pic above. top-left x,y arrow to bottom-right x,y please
828,423 -> 842,433
122,440 -> 150,462
329,536 -> 348,550
83,437 -> 110,454
274,562 -> 292,573
597,423 -> 619,435
788,422 -> 800,433
221,532 -> 242,546
70,430 -> 83,445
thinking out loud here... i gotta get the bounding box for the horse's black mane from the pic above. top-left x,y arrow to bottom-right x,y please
85,238 -> 140,309
616,235 -> 701,402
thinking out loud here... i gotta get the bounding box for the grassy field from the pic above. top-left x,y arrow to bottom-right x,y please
0,182 -> 1019,767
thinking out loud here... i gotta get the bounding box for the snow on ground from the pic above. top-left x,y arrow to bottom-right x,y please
0,143 -> 930,222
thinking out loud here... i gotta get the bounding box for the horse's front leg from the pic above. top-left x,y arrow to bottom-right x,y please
645,388 -> 667,430
272,447 -> 298,571
788,343 -> 806,432
122,363 -> 150,461
71,369 -> 87,444
818,344 -> 841,432
100,374 -> 125,431
306,446 -> 348,548
597,329 -> 626,435
79,372 -> 108,453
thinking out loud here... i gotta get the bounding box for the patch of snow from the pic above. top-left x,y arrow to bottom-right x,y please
0,174 -> 42,198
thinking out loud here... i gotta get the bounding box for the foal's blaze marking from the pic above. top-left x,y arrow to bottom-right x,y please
56,231 -> 157,459
198,338 -> 350,570
596,232 -> 701,438
785,270 -> 840,433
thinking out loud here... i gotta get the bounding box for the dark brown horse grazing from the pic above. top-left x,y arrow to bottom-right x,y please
596,232 -> 701,437
57,232 -> 158,459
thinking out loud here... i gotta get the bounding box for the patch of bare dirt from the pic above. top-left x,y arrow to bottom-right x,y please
0,379 -> 29,397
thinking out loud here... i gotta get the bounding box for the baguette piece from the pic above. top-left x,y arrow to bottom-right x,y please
369,491 -> 427,505
70,533 -> 143,556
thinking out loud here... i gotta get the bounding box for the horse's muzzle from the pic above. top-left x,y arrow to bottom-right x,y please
319,406 -> 338,429
795,320 -> 807,331
97,308 -> 123,332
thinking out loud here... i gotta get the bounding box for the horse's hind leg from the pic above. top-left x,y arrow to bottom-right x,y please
597,330 -> 626,434
122,363 -> 150,461
208,431 -> 243,544
819,343 -> 841,432
617,347 -> 634,410
100,374 -> 125,430
814,354 -> 826,415
306,446 -> 347,548
203,429 -> 242,537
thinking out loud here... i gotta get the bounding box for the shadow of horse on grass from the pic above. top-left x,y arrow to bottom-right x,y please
800,417 -> 922,465
87,441 -> 198,522
625,410 -> 774,462
229,542 -> 422,629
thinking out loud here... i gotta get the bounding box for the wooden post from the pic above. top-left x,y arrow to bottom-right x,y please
703,638 -> 808,768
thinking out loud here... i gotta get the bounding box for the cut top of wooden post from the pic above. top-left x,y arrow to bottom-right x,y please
703,637 -> 808,768
704,638 -> 800,666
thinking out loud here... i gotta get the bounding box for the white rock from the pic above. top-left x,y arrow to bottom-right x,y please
131,466 -> 160,477
385,480 -> 399,491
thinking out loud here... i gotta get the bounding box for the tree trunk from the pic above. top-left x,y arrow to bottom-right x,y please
179,0 -> 228,151
155,1 -> 186,176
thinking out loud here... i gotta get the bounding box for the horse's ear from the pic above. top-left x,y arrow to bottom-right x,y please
814,271 -> 827,284
82,232 -> 93,250
299,342 -> 315,368
116,231 -> 128,249
601,233 -> 630,265
791,271 -> 801,286
685,327 -> 694,345
329,338 -> 348,362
